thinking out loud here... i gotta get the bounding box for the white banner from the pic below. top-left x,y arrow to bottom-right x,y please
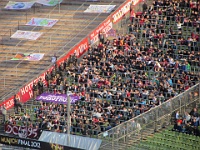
11,30 -> 43,40
36,0 -> 63,6
4,1 -> 35,10
84,5 -> 116,13
39,131 -> 102,150
11,53 -> 45,61
26,18 -> 58,27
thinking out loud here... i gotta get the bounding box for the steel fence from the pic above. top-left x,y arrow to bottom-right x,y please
0,0 -> 117,102
98,83 -> 200,150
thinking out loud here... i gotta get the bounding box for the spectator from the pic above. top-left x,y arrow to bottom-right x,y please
173,107 -> 200,136
51,54 -> 57,64
177,22 -> 184,30
14,94 -> 22,114
1,105 -> 6,123
33,81 -> 38,99
5,0 -> 200,137
99,32 -> 105,44
142,2 -> 148,13
38,78 -> 44,95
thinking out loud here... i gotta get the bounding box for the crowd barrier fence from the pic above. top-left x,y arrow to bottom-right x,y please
98,83 -> 200,150
0,0 -> 143,110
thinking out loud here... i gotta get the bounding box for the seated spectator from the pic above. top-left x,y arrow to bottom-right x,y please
5,0 -> 200,137
173,107 -> 200,136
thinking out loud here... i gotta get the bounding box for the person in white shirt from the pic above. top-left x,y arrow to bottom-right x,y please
154,61 -> 162,72
184,112 -> 191,123
177,22 -> 183,30
168,57 -> 175,65
176,111 -> 179,120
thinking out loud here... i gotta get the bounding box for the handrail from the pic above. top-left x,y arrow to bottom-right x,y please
0,3 -> 85,100
97,83 -> 200,136
0,0 -> 116,102
0,4 -> 60,99
0,12 -> 27,37
14,3 -> 86,69
97,82 -> 200,149
1,4 -> 59,62
6,4 -> 59,61
0,3 -> 65,100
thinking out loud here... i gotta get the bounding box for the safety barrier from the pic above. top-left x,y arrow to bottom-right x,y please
98,83 -> 200,150
0,0 -> 143,109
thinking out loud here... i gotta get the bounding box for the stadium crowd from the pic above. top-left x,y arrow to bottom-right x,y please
6,0 -> 200,137
174,107 -> 200,136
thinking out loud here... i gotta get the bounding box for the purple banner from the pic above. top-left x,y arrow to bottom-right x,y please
36,93 -> 80,104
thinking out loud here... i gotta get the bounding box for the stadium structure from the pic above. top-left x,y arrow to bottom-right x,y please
0,0 -> 200,150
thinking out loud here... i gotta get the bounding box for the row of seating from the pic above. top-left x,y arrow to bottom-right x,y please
129,127 -> 200,150
0,0 -> 119,100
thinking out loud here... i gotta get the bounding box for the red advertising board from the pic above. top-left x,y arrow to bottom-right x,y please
89,17 -> 113,44
89,0 -> 142,44
19,67 -> 54,104
5,124 -> 39,139
0,95 -> 15,110
57,37 -> 89,65
0,38 -> 88,110
20,66 -> 55,103
112,0 -> 143,24
112,0 -> 131,24
0,0 -> 141,110
0,66 -> 54,110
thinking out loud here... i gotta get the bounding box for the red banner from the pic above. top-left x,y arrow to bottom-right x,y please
57,37 -> 89,65
73,37 -> 89,58
0,66 -> 54,110
0,38 -> 88,110
112,0 -> 131,24
5,124 -> 39,139
112,0 -> 143,24
0,0 -> 141,110
89,17 -> 112,44
18,66 -> 55,104
0,96 -> 15,110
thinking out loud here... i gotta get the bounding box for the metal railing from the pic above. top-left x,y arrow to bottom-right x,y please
1,3 -> 60,56
0,0 -> 117,102
0,5 -> 84,99
0,3 -> 62,100
98,83 -> 200,150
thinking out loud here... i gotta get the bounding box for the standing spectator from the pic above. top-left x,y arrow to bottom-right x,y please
190,108 -> 199,118
38,78 -> 44,95
51,53 -> 57,64
1,105 -> 6,123
177,22 -> 183,30
175,111 -> 180,120
45,71 -> 51,88
33,81 -> 38,99
142,2 -> 148,13
185,61 -> 191,72
130,9 -> 136,23
14,94 -> 22,114
99,31 -> 105,44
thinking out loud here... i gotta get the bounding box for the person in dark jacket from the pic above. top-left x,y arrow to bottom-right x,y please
142,2 -> 148,13
38,78 -> 44,95
33,81 -> 38,99
14,94 -> 22,114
